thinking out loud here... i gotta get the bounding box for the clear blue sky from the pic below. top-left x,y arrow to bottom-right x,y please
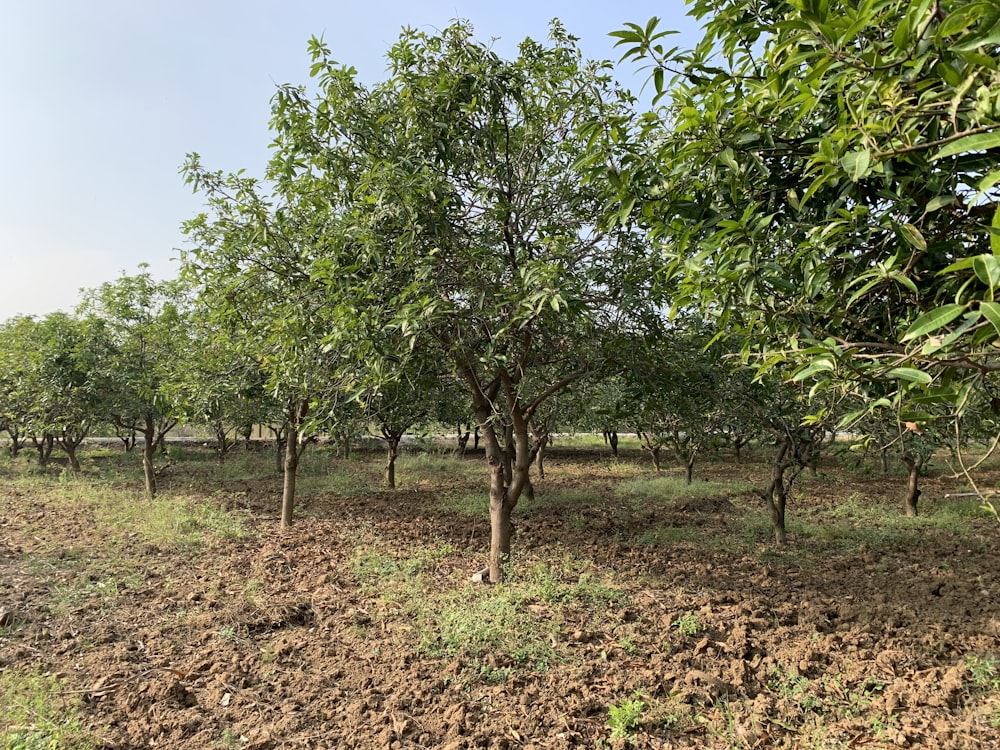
0,0 -> 700,322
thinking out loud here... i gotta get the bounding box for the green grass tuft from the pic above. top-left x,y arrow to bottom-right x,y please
0,670 -> 98,750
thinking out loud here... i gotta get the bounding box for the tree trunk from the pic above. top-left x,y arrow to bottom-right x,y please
281,400 -> 309,528
651,445 -> 662,472
5,424 -> 23,457
685,454 -> 695,484
213,421 -> 232,463
56,425 -> 88,473
530,429 -> 549,480
65,446 -> 81,473
141,415 -> 157,499
281,428 -> 299,528
764,438 -> 791,544
456,423 -> 470,456
267,425 -> 286,474
385,436 -> 400,488
32,434 -> 54,467
489,499 -> 515,581
901,453 -> 922,517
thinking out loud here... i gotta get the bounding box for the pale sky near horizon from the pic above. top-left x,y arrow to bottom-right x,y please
0,1 -> 701,322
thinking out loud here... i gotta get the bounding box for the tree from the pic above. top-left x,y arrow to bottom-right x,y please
79,269 -> 188,498
604,1 -> 1000,475
0,314 -> 106,471
268,21 -> 646,580
620,318 -> 730,481
166,303 -> 270,463
181,158 -> 362,527
29,313 -> 107,472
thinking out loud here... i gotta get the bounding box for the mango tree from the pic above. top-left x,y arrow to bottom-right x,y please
181,160 -> 363,527
603,1 -> 1000,496
79,270 -> 188,498
268,22 -> 646,580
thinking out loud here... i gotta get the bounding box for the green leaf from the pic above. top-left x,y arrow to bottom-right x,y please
887,367 -> 932,384
840,149 -> 871,181
898,223 -> 927,251
790,358 -> 834,382
932,131 -> 1000,161
937,2 -> 994,37
973,254 -> 1000,290
952,14 -> 1000,51
924,195 -> 957,213
993,203 -> 1000,255
980,301 -> 1000,336
900,304 -> 966,341
938,256 -> 977,275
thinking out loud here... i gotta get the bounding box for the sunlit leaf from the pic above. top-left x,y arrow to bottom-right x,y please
900,304 -> 966,341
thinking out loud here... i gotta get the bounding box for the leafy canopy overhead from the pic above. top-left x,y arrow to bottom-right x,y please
606,0 -> 1000,426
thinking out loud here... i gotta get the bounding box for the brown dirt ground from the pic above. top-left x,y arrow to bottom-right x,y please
2,444 -> 1000,749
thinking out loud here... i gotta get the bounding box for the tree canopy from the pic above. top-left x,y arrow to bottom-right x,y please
604,0 -> 1000,439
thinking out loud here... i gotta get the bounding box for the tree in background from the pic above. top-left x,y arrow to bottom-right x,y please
182,159 -> 362,527
79,268 -> 188,498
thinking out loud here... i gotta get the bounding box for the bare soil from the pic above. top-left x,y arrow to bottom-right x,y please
2,445 -> 1000,748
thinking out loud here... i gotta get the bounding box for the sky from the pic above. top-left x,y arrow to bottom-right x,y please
0,1 -> 701,322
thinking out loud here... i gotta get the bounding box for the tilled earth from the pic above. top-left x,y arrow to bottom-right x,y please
2,447 -> 1000,748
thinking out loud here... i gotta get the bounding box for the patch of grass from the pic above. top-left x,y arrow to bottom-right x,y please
967,654 -> 1000,693
49,569 -> 146,616
349,533 -> 455,583
0,669 -> 98,749
607,695 -> 645,742
349,539 -> 623,678
672,612 -> 701,636
397,453 -> 483,485
616,476 -> 752,505
634,525 -> 700,545
438,489 -> 486,517
519,487 -> 605,515
135,495 -> 249,546
295,460 -> 379,497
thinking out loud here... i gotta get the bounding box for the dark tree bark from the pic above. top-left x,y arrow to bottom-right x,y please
211,420 -> 234,463
901,452 -> 923,518
732,435 -> 746,462
4,422 -> 24,458
456,423 -> 471,456
281,399 -> 310,528
604,430 -> 620,458
139,414 -> 157,499
56,424 -> 89,473
267,424 -> 287,474
31,434 -> 55,467
762,438 -> 792,545
382,429 -> 403,488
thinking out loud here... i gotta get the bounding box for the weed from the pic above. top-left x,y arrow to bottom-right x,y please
608,695 -> 645,741
217,728 -> 247,748
967,654 -> 1000,693
215,625 -> 247,642
768,665 -> 824,714
673,612 -> 701,636
618,635 -> 639,656
0,669 -> 97,749
476,662 -> 513,683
